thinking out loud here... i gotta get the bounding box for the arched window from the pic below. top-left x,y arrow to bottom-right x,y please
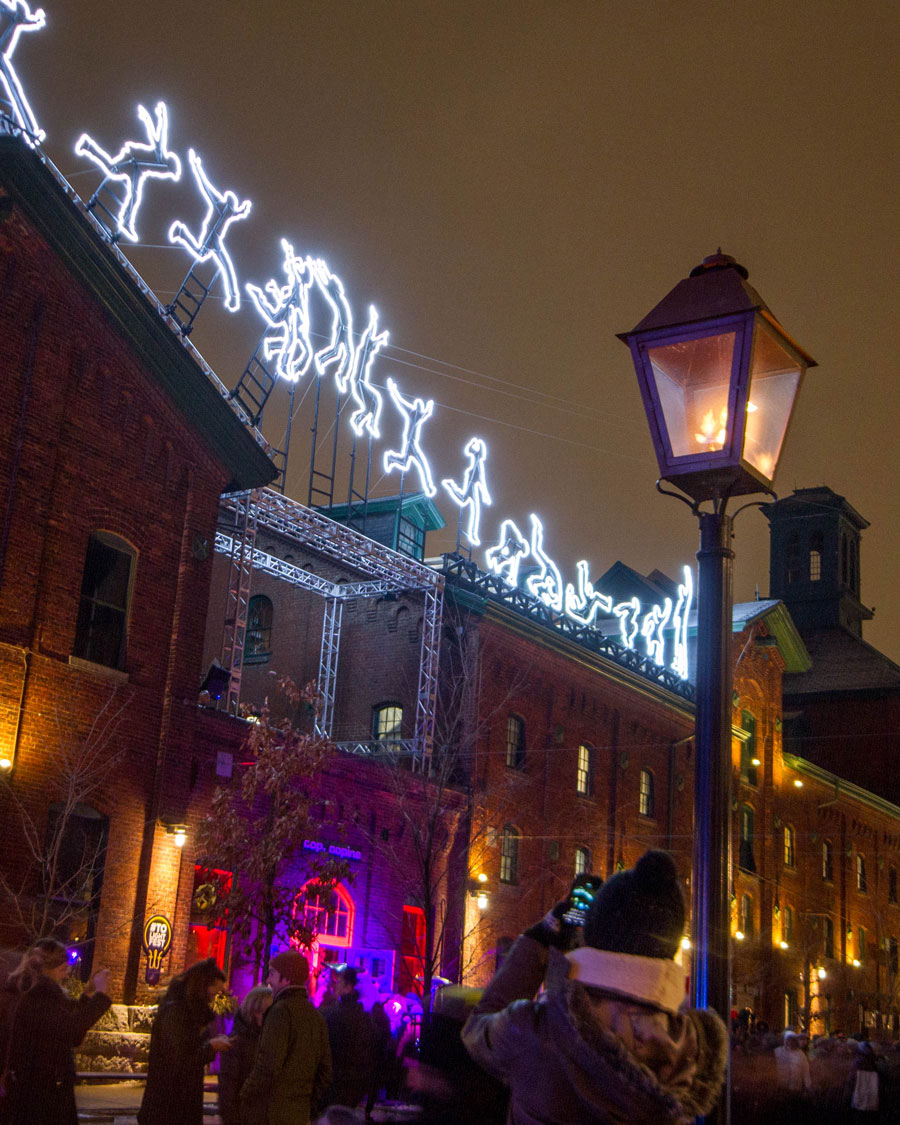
246,595 -> 273,661
297,881 -> 354,948
574,846 -> 591,877
823,839 -> 834,881
784,825 -> 795,868
857,853 -> 867,893
739,805 -> 756,873
576,744 -> 592,795
500,825 -> 519,884
74,531 -> 136,670
373,703 -> 403,744
639,768 -> 655,817
740,893 -> 754,938
506,714 -> 526,770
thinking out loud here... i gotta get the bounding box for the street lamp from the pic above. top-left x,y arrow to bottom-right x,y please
620,252 -> 815,1118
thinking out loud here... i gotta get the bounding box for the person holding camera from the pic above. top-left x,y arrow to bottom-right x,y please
462,850 -> 728,1124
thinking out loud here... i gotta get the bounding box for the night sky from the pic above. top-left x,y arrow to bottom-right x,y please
21,2 -> 900,660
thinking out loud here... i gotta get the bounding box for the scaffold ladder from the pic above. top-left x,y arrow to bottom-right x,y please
220,491 -> 258,716
316,596 -> 343,740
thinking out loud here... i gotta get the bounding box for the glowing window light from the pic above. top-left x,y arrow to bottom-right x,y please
442,437 -> 492,547
670,565 -> 693,680
524,515 -> 564,613
0,0 -> 45,146
485,518 -> 530,588
564,560 -> 612,627
346,305 -> 387,438
641,597 -> 672,666
246,240 -> 315,382
74,102 -> 181,242
613,597 -> 641,650
382,377 -> 436,496
167,148 -> 252,312
311,257 -> 354,390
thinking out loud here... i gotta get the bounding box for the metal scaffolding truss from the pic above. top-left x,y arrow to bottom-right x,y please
217,488 -> 444,761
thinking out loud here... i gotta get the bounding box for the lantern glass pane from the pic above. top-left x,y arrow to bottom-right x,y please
646,331 -> 737,458
743,324 -> 803,481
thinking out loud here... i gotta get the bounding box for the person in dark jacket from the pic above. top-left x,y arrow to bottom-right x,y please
0,938 -> 111,1125
217,985 -> 273,1125
138,957 -> 231,1125
240,949 -> 332,1125
463,850 -> 728,1125
322,965 -> 374,1110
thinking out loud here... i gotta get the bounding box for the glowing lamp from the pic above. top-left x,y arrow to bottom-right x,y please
817,967 -> 827,980
779,940 -> 789,950
681,937 -> 692,951
794,779 -> 803,788
476,892 -> 489,911
619,253 -> 815,503
477,873 -> 488,883
165,823 -> 188,847
734,930 -> 745,942
852,958 -> 861,968
0,755 -> 12,771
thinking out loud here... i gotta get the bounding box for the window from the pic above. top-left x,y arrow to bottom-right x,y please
891,867 -> 898,906
890,937 -> 899,977
739,805 -> 756,873
574,847 -> 590,877
823,840 -> 834,882
399,905 -> 426,994
784,905 -> 794,942
245,595 -> 273,661
576,744 -> 592,795
506,714 -> 526,770
809,532 -> 823,582
73,532 -> 135,669
858,927 -> 866,963
373,703 -> 403,744
499,825 -> 519,884
740,712 -> 758,786
299,882 -> 354,946
43,804 -> 109,979
740,893 -> 754,938
784,825 -> 795,868
857,853 -> 867,893
823,916 -> 834,959
639,768 -> 655,817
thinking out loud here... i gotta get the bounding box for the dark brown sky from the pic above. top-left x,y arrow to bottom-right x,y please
26,1 -> 900,661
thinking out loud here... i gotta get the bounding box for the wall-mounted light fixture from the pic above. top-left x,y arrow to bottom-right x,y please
164,823 -> 188,848
469,872 -> 489,910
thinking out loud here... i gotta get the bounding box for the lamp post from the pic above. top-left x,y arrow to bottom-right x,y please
619,253 -> 815,1121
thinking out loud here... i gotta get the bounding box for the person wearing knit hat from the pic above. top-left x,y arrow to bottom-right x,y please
462,849 -> 728,1124
240,949 -> 332,1125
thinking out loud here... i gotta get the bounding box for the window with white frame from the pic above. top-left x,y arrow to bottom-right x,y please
576,744 -> 592,795
500,825 -> 519,884
784,825 -> 795,868
639,768 -> 655,817
373,703 -> 403,743
574,846 -> 590,877
506,714 -> 526,770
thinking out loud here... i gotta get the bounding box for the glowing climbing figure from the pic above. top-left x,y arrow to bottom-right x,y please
613,597 -> 641,650
168,149 -> 252,312
442,438 -> 492,547
485,519 -> 529,587
246,240 -> 314,382
382,378 -> 436,496
74,102 -> 182,242
670,566 -> 693,680
346,306 -> 387,438
0,0 -> 45,146
641,598 -> 672,666
525,515 -> 564,613
564,560 -> 613,627
312,259 -> 354,391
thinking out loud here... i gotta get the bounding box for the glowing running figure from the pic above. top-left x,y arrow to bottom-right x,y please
442,438 -> 492,547
0,0 -> 45,146
525,515 -> 564,613
383,378 -> 436,496
246,240 -> 314,382
75,102 -> 182,242
564,560 -> 613,627
670,566 -> 693,680
346,306 -> 387,438
613,597 -> 641,650
312,259 -> 354,391
641,598 -> 672,666
168,149 -> 251,312
485,519 -> 529,587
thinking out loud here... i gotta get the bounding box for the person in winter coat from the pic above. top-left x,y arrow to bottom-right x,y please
217,985 -> 273,1125
848,1039 -> 879,1120
0,938 -> 111,1125
462,850 -> 728,1125
240,949 -> 332,1125
137,957 -> 232,1125
322,965 -> 374,1110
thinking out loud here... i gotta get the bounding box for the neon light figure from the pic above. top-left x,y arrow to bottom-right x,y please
382,377 -> 436,496
312,258 -> 354,391
670,566 -> 693,680
0,0 -> 45,146
74,102 -> 181,242
525,515 -> 564,613
442,438 -> 492,547
246,240 -> 314,382
613,597 -> 641,650
168,149 -> 251,312
564,560 -> 613,627
641,598 -> 672,666
485,519 -> 529,588
346,306 -> 387,438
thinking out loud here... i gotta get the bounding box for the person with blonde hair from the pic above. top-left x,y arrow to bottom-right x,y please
0,938 -> 111,1125
218,985 -> 273,1125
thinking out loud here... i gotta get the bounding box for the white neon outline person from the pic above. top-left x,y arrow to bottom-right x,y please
525,514 -> 564,613
311,258 -> 354,391
641,598 -> 672,667
346,306 -> 387,438
442,437 -> 492,547
168,149 -> 252,312
564,560 -> 613,627
613,597 -> 641,650
382,378 -> 437,496
485,519 -> 529,587
0,0 -> 45,146
246,240 -> 314,382
670,565 -> 693,680
75,102 -> 182,242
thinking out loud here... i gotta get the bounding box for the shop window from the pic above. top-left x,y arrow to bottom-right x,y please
740,712 -> 758,786
500,825 -> 519,884
246,595 -> 273,662
639,768 -> 655,817
576,743 -> 592,795
784,825 -> 795,868
73,532 -> 135,670
739,805 -> 756,874
574,846 -> 590,877
43,803 -> 108,979
823,916 -> 834,959
823,840 -> 834,882
506,714 -> 526,770
399,905 -> 426,995
373,703 -> 403,744
857,854 -> 867,893
890,867 -> 898,906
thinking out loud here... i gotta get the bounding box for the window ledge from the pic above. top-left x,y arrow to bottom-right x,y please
243,652 -> 271,666
68,655 -> 130,684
